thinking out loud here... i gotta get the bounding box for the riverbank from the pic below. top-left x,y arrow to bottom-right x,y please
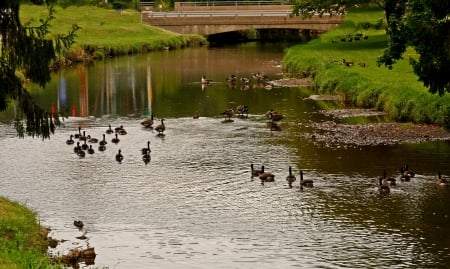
20,4 -> 208,63
0,197 -> 55,268
283,6 -> 450,130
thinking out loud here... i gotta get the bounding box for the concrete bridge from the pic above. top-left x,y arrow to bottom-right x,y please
140,1 -> 344,36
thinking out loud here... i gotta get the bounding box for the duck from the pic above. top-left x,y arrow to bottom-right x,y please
87,135 -> 98,143
73,142 -> 82,153
99,134 -> 108,146
154,119 -> 165,135
74,127 -> 82,139
141,141 -> 151,154
221,109 -> 234,121
378,176 -> 390,194
141,114 -> 154,128
106,124 -> 114,134
286,166 -> 297,188
87,145 -> 95,154
73,220 -> 84,229
250,164 -> 263,177
299,170 -> 313,187
240,77 -> 250,84
111,133 -> 120,144
201,75 -> 212,84
436,172 -> 449,186
66,135 -> 75,145
259,165 -> 275,183
115,149 -> 124,163
236,105 -> 248,118
382,170 -> 396,186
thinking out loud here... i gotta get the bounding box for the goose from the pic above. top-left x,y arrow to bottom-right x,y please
98,144 -> 106,152
401,163 -> 415,179
299,170 -> 313,187
81,139 -> 89,150
141,141 -> 151,154
265,109 -> 284,122
99,134 -> 108,146
66,135 -> 75,145
73,142 -> 82,153
87,145 -> 95,154
142,152 -> 151,164
259,165 -> 275,182
221,109 -> 234,121
77,149 -> 86,158
154,119 -> 165,135
236,105 -> 248,118
74,127 -> 82,139
286,166 -> 297,188
378,176 -> 390,194
115,125 -> 124,133
342,59 -> 354,67
106,124 -> 114,134
115,149 -> 124,163
436,172 -> 449,186
240,77 -> 250,84
111,133 -> 120,144
87,135 -> 98,143
74,220 -> 84,229
201,75 -> 212,84
250,164 -> 263,177
141,114 -> 154,128
118,128 -> 127,135
192,114 -> 200,119
382,170 -> 396,186
226,74 -> 237,83
78,131 -> 87,141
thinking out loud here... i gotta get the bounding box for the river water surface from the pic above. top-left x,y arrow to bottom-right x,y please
1,43 -> 450,268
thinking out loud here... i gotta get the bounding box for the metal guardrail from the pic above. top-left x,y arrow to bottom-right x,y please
139,1 -> 290,7
148,10 -> 292,17
178,1 -> 290,6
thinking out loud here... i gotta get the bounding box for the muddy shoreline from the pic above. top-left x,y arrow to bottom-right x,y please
272,77 -> 450,147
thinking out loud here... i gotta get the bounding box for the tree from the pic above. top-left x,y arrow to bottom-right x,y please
377,0 -> 450,95
0,0 -> 78,138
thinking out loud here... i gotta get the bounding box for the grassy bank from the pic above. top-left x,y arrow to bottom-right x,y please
283,7 -> 450,129
0,197 -> 56,268
20,4 -> 208,60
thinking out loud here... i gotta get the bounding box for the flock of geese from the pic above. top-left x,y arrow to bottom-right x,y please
65,116 -> 166,165
253,162 -> 450,193
202,72 -> 273,90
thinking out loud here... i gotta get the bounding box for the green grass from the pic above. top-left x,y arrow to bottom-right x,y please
20,4 -> 207,58
283,6 -> 450,128
0,197 -> 58,268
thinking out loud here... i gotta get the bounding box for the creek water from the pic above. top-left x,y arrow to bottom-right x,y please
1,43 -> 450,268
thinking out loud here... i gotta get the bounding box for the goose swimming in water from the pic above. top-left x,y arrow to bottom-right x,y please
286,166 -> 297,188
99,134 -> 107,146
142,141 -> 151,154
66,135 -> 75,145
251,164 -> 263,177
436,172 -> 449,186
115,149 -> 124,163
259,165 -> 275,183
141,114 -> 154,128
155,119 -> 165,135
201,75 -> 212,84
106,124 -> 114,134
111,134 -> 120,144
299,170 -> 313,187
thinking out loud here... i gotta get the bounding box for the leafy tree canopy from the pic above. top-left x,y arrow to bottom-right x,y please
0,0 -> 78,138
377,0 -> 450,96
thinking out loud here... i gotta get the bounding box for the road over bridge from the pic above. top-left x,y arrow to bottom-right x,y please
140,1 -> 344,36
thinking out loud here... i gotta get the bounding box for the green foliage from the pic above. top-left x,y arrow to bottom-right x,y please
0,1 -> 77,139
283,6 -> 450,129
377,0 -> 450,95
0,197 -> 57,268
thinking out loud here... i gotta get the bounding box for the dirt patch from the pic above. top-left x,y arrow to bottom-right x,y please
302,108 -> 450,147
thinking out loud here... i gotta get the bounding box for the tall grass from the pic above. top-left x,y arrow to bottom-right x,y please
0,197 -> 57,268
20,5 -> 207,58
283,7 -> 450,129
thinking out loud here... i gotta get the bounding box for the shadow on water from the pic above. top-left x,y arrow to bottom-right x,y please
1,43 -> 450,268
